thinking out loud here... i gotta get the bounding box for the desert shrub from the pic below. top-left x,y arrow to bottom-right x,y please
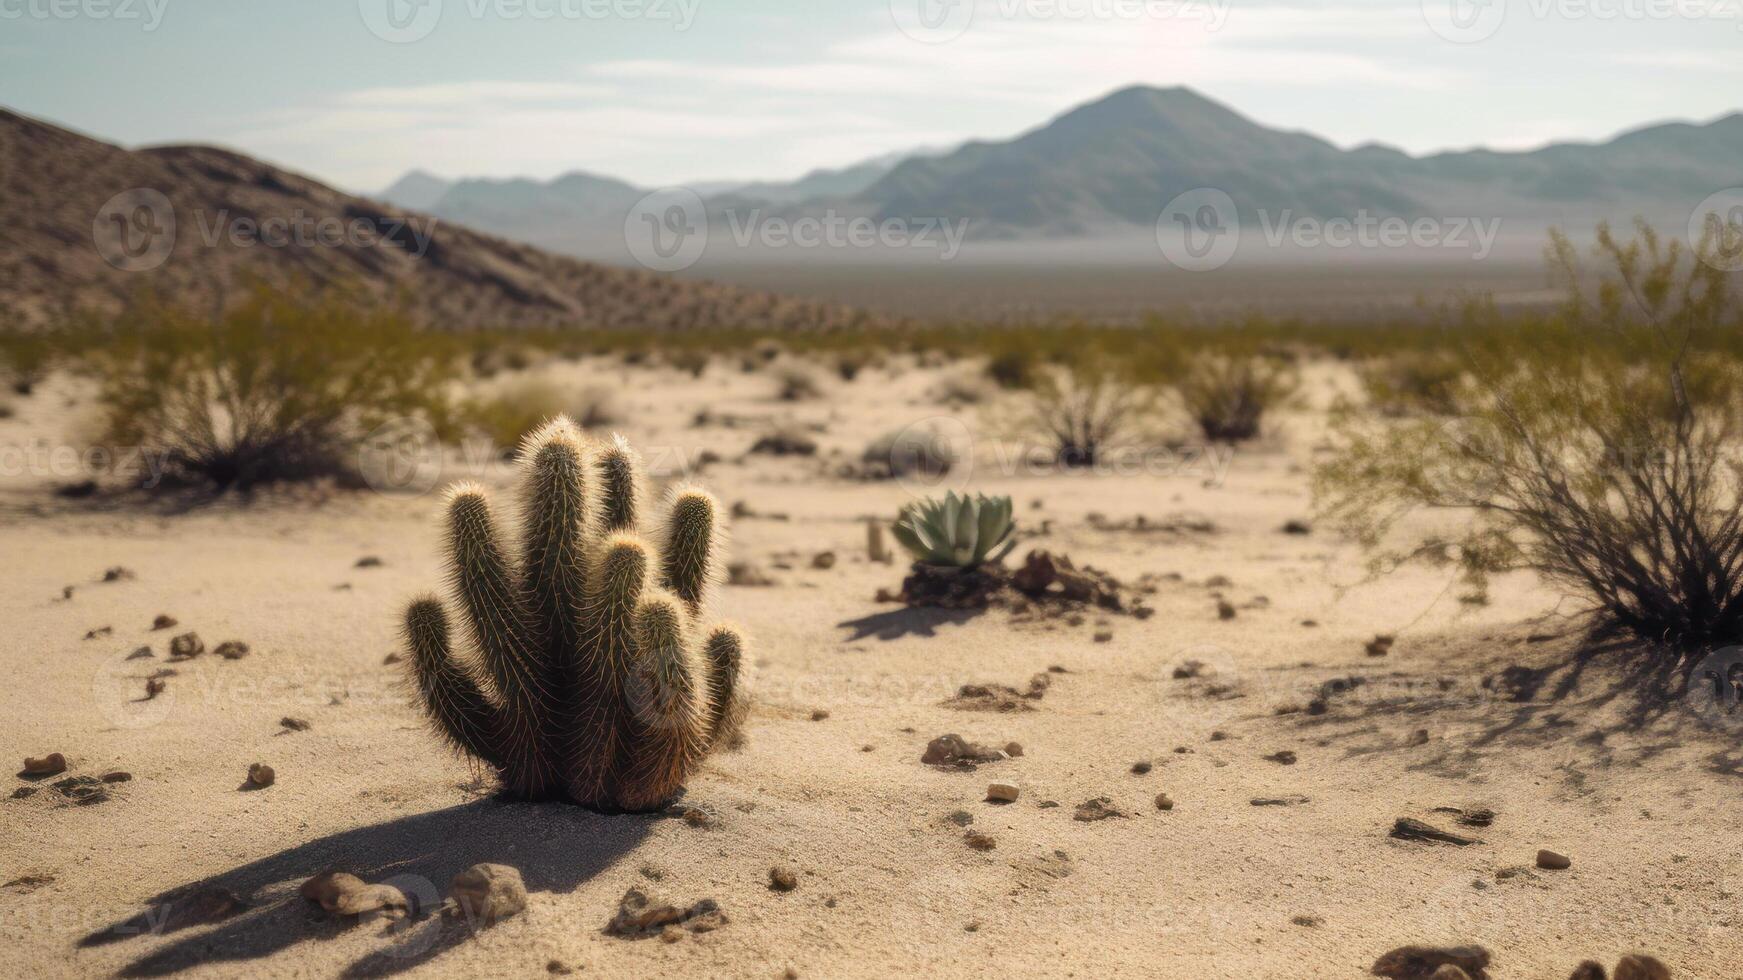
1317,221 -> 1743,651
669,349 -> 710,378
0,399 -> 13,419
935,373 -> 989,406
835,351 -> 878,382
1359,351 -> 1466,417
863,424 -> 958,480
749,427 -> 817,456
0,328 -> 58,395
986,349 -> 1038,390
1177,351 -> 1299,443
774,365 -> 822,401
1023,361 -> 1155,467
83,282 -> 455,490
466,380 -> 621,448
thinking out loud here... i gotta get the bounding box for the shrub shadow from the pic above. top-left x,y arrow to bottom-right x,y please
79,798 -> 651,978
836,605 -> 986,641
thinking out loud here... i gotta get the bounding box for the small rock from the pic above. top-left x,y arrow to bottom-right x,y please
1391,817 -> 1480,846
547,960 -> 574,975
169,632 -> 204,659
1281,520 -> 1311,535
1536,849 -> 1571,870
810,709 -> 830,721
963,830 -> 996,850
605,887 -> 725,938
921,734 -> 1006,770
1251,795 -> 1310,807
151,614 -> 177,630
985,782 -> 1019,803
214,641 -> 250,660
1093,630 -> 1113,643
1073,797 -> 1128,822
21,753 -> 67,776
145,677 -> 167,699
811,551 -> 836,570
449,863 -> 528,926
100,771 -> 132,783
1004,741 -> 1024,757
1209,730 -> 1230,741
1366,634 -> 1396,657
1154,793 -> 1174,811
1370,945 -> 1490,980
1290,914 -> 1321,927
300,871 -> 409,916
1406,729 -> 1431,747
1216,600 -> 1236,620
1130,760 -> 1152,775
280,717 -> 312,732
355,556 -> 384,568
127,646 -> 153,660
383,651 -> 402,665
768,866 -> 798,892
1264,750 -> 1298,765
103,566 -> 134,582
247,763 -> 275,788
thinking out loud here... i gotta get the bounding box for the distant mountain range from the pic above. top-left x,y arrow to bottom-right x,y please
0,109 -> 879,331
376,86 -> 1743,249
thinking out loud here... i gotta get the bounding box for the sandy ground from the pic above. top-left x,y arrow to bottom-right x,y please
1,357 -> 1737,979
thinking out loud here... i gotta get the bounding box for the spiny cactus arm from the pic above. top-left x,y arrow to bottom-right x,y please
516,418 -> 595,745
614,591 -> 710,812
404,596 -> 503,767
701,624 -> 747,749
658,486 -> 720,613
445,484 -> 554,796
596,435 -> 642,532
564,532 -> 650,805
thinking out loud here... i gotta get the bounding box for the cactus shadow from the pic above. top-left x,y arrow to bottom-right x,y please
836,605 -> 987,641
78,797 -> 651,978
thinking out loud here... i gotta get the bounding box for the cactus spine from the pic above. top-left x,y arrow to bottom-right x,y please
403,417 -> 746,811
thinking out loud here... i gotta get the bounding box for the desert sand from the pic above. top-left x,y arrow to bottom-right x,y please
1,357 -> 1734,979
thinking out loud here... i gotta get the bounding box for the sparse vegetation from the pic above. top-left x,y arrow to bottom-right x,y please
1023,361 -> 1155,467
0,327 -> 58,396
82,282 -> 455,490
1177,350 -> 1299,443
892,492 -> 1017,568
1318,220 -> 1743,652
1359,351 -> 1465,417
863,424 -> 958,480
774,365 -> 823,401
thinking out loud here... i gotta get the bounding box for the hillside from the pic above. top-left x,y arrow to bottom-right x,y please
0,108 -> 882,331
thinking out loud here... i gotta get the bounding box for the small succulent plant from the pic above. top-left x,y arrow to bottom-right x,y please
402,418 -> 746,812
891,492 -> 1016,568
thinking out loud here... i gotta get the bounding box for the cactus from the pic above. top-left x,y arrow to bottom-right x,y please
891,491 -> 1016,568
403,418 -> 747,811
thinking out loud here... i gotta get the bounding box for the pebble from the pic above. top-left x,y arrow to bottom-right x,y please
1536,849 -> 1571,870
145,677 -> 167,699
1004,741 -> 1024,757
449,863 -> 528,925
214,641 -> 250,660
127,646 -> 153,660
21,753 -> 67,776
280,717 -> 312,732
247,763 -> 275,788
1093,630 -> 1113,643
768,866 -> 798,892
985,782 -> 1020,803
1264,750 -> 1298,765
1130,760 -> 1152,775
811,551 -> 836,570
1216,600 -> 1237,620
151,614 -> 177,630
169,632 -> 204,659
810,709 -> 830,721
1154,793 -> 1174,811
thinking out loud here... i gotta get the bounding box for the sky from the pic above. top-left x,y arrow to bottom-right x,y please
2,0 -> 1738,192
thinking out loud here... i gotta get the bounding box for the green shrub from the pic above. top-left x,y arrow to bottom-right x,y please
1359,351 -> 1466,417
1023,361 -> 1155,467
84,281 -> 456,490
986,349 -> 1037,390
1317,221 -> 1743,650
0,327 -> 59,396
465,380 -> 621,449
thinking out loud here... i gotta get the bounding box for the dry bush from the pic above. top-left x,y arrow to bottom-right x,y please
835,351 -> 879,381
1023,361 -> 1156,467
83,282 -> 455,490
863,424 -> 959,480
466,380 -> 621,448
935,373 -> 990,406
1317,220 -> 1743,651
668,349 -> 710,378
985,349 -> 1037,390
0,327 -> 58,395
1177,351 -> 1299,443
774,365 -> 823,401
1359,351 -> 1466,417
